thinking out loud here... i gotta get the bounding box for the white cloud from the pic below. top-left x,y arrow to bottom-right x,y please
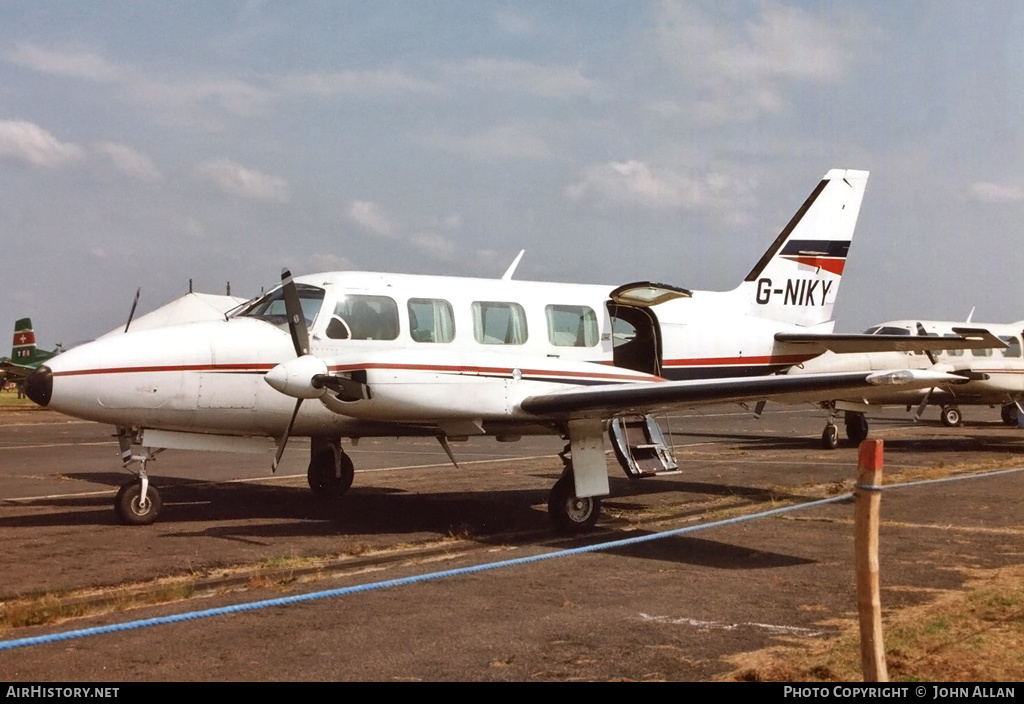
408,231 -> 457,261
195,159 -> 291,203
446,58 -> 596,98
655,1 -> 872,122
280,69 -> 439,98
0,120 -> 85,168
94,142 -> 162,181
349,200 -> 398,237
424,123 -> 551,161
7,43 -> 121,82
968,182 -> 1024,203
566,160 -> 721,210
495,8 -> 536,35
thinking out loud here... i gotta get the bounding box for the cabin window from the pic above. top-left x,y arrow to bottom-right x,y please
408,299 -> 455,343
546,305 -> 598,347
1000,336 -> 1022,358
971,344 -> 993,357
326,295 -> 399,340
472,301 -> 528,345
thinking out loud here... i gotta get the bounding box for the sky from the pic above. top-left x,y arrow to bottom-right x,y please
2,1 -> 1024,349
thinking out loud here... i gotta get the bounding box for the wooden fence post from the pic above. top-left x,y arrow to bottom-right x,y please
855,438 -> 888,682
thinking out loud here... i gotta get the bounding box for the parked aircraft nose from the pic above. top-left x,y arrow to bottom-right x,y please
24,365 -> 52,407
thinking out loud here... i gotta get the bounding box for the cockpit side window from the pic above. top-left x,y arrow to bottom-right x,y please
327,295 -> 399,341
233,284 -> 325,327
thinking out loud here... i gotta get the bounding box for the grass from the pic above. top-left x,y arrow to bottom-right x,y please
0,390 -> 36,408
721,564 -> 1024,682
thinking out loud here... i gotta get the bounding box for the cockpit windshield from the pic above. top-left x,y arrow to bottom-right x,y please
231,283 -> 325,327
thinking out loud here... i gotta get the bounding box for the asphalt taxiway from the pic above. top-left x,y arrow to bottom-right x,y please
1,405 -> 1022,680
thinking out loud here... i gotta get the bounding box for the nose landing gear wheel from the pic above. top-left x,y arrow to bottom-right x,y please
114,481 -> 162,526
548,473 -> 601,533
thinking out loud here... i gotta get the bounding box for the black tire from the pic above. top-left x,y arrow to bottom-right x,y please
307,446 -> 354,498
548,473 -> 601,533
114,481 -> 162,526
821,424 -> 839,450
941,406 -> 963,428
845,413 -> 869,445
1001,404 -> 1018,426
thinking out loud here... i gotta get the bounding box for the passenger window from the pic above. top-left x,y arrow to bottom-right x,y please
327,295 -> 399,340
546,305 -> 598,347
472,301 -> 528,345
971,345 -> 993,357
408,299 -> 455,343
1000,336 -> 1021,358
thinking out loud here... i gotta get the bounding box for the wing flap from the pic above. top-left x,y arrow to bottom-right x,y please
520,369 -> 966,420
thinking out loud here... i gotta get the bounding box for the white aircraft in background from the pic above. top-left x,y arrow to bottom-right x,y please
785,318 -> 1019,447
23,168 -> 980,531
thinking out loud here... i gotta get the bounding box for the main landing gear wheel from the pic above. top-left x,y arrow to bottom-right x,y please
845,413 -> 869,445
821,423 -> 839,450
940,406 -> 963,428
307,445 -> 354,498
548,471 -> 601,533
114,481 -> 162,526
1001,403 -> 1018,426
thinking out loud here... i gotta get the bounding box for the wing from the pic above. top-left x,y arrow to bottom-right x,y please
0,361 -> 33,382
774,327 -> 1005,354
519,369 -> 966,420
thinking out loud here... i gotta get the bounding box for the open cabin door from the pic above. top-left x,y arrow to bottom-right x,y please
606,281 -> 690,376
605,282 -> 691,480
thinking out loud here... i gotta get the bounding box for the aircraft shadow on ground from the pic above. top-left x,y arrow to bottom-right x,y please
602,535 -> 816,569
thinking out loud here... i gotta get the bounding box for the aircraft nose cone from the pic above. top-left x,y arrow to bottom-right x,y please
24,365 -> 53,407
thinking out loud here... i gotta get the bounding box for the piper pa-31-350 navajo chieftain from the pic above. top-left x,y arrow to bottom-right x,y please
22,168 -> 981,530
787,317 -> 1019,447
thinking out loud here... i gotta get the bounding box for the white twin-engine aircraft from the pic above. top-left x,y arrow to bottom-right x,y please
787,317 -> 1023,447
23,168 -> 980,530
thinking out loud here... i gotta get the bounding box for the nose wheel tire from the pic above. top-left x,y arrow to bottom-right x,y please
1001,403 -> 1018,426
548,473 -> 601,533
940,406 -> 963,428
114,481 -> 162,526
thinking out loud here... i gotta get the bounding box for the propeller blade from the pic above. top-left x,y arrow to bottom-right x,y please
280,268 -> 310,356
124,288 -> 141,334
915,323 -> 938,365
272,398 -> 303,473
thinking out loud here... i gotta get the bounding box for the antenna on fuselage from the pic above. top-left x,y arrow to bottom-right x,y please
501,250 -> 525,281
124,288 -> 141,333
966,307 -> 975,323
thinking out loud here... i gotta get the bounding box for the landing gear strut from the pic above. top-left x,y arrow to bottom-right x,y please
307,437 -> 354,498
547,444 -> 601,533
114,461 -> 161,526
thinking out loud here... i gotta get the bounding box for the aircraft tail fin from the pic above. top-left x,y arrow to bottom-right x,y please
10,318 -> 56,367
738,168 -> 869,327
11,318 -> 37,365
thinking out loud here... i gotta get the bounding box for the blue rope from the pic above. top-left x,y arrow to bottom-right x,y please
2,465 -> 1021,651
